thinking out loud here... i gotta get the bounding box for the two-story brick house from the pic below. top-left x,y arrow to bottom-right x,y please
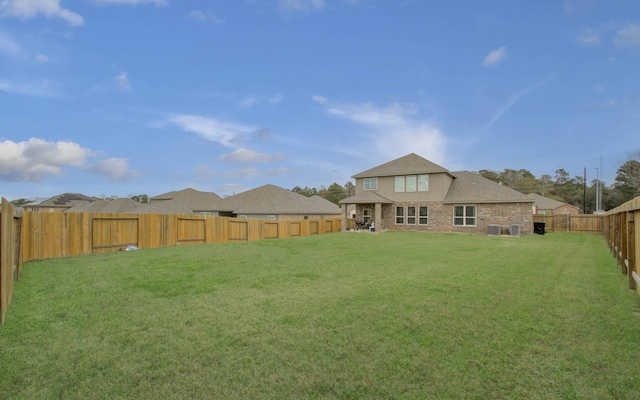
339,153 -> 534,234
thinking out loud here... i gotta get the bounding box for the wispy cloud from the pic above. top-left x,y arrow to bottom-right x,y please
312,94 -> 327,104
218,148 -> 284,163
0,31 -> 21,58
35,54 -> 49,63
115,72 -> 131,91
482,46 -> 506,67
613,23 -> 640,48
85,158 -> 139,182
0,79 -> 61,98
278,0 -> 325,13
0,138 -> 96,182
486,77 -> 554,130
317,97 -> 447,164
91,0 -> 168,6
188,9 -> 224,24
0,0 -> 84,26
165,114 -> 255,147
573,28 -> 601,46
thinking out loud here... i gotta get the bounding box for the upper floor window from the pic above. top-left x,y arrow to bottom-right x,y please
395,175 -> 429,192
364,178 -> 378,190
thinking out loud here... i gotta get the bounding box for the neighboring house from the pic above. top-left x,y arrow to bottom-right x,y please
216,184 -> 341,220
65,198 -> 144,213
525,193 -> 580,215
339,153 -> 535,234
134,188 -> 224,216
23,193 -> 95,212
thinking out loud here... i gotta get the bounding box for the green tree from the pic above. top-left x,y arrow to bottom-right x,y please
613,152 -> 640,202
343,181 -> 355,198
130,194 -> 149,203
325,182 -> 346,204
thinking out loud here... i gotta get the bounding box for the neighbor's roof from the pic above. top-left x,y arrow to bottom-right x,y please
28,193 -> 95,208
135,188 -> 223,214
219,184 -> 341,215
525,193 -> 579,210
65,198 -> 144,213
352,153 -> 452,179
339,191 -> 393,205
444,171 -> 535,204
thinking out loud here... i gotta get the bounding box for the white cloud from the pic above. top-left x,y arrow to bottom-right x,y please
269,93 -> 283,104
115,71 -> 130,91
573,28 -> 601,46
486,76 -> 554,130
240,95 -> 256,108
0,79 -> 60,97
613,23 -> 640,48
0,31 -> 21,57
35,54 -> 49,63
167,114 -> 254,147
319,98 -> 447,165
278,0 -> 324,13
482,46 -> 506,67
85,158 -> 137,182
194,164 -> 289,182
219,148 -> 284,163
188,9 -> 223,23
312,94 -> 327,104
0,137 -> 95,182
0,0 -> 84,26
90,0 -> 168,5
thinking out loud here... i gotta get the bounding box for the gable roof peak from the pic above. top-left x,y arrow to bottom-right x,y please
352,153 -> 452,178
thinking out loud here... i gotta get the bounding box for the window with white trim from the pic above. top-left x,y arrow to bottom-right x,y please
266,215 -> 276,220
407,206 -> 416,224
394,174 -> 429,192
419,206 -> 428,225
395,207 -> 404,224
199,212 -> 212,216
364,178 -> 378,190
453,205 -> 476,226
239,215 -> 248,219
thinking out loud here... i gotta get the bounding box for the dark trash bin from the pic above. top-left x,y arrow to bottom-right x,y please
534,222 -> 545,235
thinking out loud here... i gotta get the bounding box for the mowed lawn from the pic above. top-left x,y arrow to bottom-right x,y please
2,232 -> 640,399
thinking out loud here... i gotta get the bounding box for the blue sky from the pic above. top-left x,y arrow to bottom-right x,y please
1,0 -> 638,200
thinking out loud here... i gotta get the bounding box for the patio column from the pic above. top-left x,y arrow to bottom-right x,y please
341,204 -> 347,231
375,202 -> 382,231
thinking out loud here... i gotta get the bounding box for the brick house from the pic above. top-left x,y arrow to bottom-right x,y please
339,153 -> 535,234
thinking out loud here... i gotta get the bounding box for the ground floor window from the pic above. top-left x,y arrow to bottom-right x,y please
395,207 -> 404,224
454,205 -> 476,226
419,206 -> 428,225
407,206 -> 416,225
363,209 -> 372,224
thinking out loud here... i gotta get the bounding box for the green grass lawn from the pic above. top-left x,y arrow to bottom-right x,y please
2,232 -> 640,399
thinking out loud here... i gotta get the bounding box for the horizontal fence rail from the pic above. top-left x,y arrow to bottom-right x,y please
19,212 -> 342,263
532,214 -> 603,234
603,197 -> 640,295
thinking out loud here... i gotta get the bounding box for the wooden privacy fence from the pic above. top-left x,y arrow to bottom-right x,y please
532,214 -> 603,234
20,211 -> 342,263
1,198 -> 23,324
603,196 -> 640,295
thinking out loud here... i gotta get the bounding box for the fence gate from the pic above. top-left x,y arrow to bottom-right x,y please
555,215 -> 570,232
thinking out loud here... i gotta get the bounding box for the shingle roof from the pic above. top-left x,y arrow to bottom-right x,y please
65,198 -> 145,213
219,184 -> 341,215
339,191 -> 393,204
444,171 -> 535,204
135,188 -> 223,214
525,193 -> 578,210
33,193 -> 95,207
352,153 -> 452,178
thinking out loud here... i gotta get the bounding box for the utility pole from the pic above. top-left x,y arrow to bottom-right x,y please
595,167 -> 599,214
583,167 -> 586,214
